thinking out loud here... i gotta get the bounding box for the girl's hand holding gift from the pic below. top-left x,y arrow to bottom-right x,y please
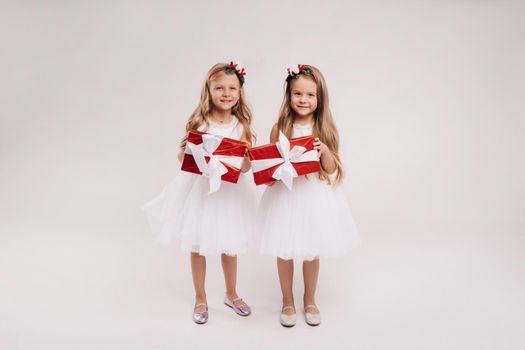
177,136 -> 188,162
313,137 -> 328,157
313,137 -> 336,174
180,136 -> 188,150
241,140 -> 252,173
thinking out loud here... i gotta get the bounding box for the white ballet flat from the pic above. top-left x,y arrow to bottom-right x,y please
280,305 -> 297,327
304,304 -> 321,326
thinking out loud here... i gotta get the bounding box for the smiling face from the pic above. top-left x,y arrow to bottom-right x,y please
290,75 -> 318,120
208,71 -> 241,113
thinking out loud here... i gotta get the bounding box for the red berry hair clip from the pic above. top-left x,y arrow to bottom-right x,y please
225,60 -> 246,85
286,64 -> 309,82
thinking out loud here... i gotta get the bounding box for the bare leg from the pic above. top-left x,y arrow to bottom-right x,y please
277,257 -> 295,315
221,253 -> 239,299
191,252 -> 207,312
221,253 -> 249,308
303,258 -> 320,314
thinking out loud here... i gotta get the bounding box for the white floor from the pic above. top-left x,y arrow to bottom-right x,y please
1,223 -> 523,350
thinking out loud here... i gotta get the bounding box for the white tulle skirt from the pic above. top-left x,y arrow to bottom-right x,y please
257,174 -> 360,261
143,170 -> 257,256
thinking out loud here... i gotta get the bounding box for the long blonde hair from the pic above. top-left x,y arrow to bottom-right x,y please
276,65 -> 344,185
183,63 -> 255,147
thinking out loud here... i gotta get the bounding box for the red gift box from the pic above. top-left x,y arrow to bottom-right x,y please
248,131 -> 320,189
182,131 -> 247,192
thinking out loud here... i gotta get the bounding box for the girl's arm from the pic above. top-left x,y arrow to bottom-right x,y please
177,135 -> 187,163
266,124 -> 280,185
240,139 -> 251,173
269,123 -> 279,143
313,137 -> 337,174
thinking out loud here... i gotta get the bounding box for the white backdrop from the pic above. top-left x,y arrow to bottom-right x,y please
1,1 -> 524,349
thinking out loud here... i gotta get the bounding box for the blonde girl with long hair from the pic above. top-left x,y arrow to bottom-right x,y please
144,62 -> 256,324
258,64 -> 360,327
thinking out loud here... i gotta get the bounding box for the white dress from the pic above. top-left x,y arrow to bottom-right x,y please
143,116 -> 256,256
258,123 -> 360,261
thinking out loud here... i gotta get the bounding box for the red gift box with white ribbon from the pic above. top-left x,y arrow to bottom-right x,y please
248,131 -> 321,190
181,131 -> 247,194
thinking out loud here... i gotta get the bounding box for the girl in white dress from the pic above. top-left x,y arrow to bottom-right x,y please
258,64 -> 360,327
143,62 -> 256,324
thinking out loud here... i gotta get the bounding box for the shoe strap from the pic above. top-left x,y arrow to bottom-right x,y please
195,303 -> 208,308
282,305 -> 295,312
304,304 -> 318,311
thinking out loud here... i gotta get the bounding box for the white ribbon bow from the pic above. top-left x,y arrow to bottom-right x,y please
185,134 -> 244,194
251,131 -> 319,190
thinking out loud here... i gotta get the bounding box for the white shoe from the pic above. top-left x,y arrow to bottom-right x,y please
304,304 -> 321,326
280,305 -> 297,327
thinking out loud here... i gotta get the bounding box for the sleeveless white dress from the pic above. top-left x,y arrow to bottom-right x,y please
257,123 -> 360,260
143,117 -> 256,256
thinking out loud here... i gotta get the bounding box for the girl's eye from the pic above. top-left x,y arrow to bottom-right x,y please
308,93 -> 315,97
216,87 -> 223,90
